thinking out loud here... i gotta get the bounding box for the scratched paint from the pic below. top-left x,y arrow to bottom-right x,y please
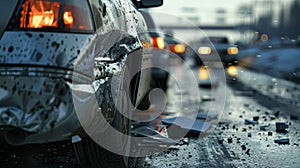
0,0 -> 146,145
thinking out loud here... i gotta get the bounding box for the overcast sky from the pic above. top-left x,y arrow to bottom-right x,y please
148,0 -> 255,42
151,0 -> 252,25
148,0 -> 287,42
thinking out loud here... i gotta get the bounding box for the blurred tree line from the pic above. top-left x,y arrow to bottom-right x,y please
256,0 -> 300,39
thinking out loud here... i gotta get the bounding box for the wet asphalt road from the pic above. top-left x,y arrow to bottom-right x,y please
137,58 -> 300,168
1,58 -> 299,168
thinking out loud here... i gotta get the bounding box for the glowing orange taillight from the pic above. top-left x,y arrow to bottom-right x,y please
169,44 -> 186,54
20,1 -> 60,28
18,0 -> 93,31
63,11 -> 74,26
151,37 -> 165,50
168,44 -> 186,54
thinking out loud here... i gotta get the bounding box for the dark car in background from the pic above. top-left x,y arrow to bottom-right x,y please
192,36 -> 239,66
0,0 -> 162,167
141,10 -> 169,91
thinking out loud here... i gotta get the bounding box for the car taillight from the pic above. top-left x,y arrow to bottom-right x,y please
16,0 -> 93,32
151,37 -> 165,50
168,44 -> 186,54
20,1 -> 60,28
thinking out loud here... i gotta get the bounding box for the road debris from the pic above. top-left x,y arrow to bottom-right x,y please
201,95 -> 215,101
274,111 -> 280,117
244,103 -> 250,107
274,138 -> 290,144
260,125 -> 269,130
161,117 -> 211,134
244,119 -> 258,125
71,135 -> 82,144
131,126 -> 178,148
276,122 -> 289,132
132,126 -> 165,137
177,138 -> 189,146
234,90 -> 256,96
241,145 -> 246,150
227,137 -> 233,143
268,132 -> 273,136
196,112 -> 218,120
245,149 -> 250,155
290,115 -> 299,120
253,116 -> 259,121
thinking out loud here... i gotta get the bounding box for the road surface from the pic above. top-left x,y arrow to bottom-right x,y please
138,57 -> 300,168
1,57 -> 299,168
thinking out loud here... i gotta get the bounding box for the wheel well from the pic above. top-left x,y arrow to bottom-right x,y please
126,49 -> 142,106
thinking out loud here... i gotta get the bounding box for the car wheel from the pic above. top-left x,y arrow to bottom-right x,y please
157,75 -> 168,92
195,56 -> 203,66
73,111 -> 130,168
73,69 -> 133,168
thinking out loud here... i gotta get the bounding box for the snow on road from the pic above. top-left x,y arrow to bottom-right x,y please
239,47 -> 300,81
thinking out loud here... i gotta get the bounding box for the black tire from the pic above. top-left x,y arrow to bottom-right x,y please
73,110 -> 130,168
74,69 -> 132,168
157,77 -> 168,92
152,74 -> 169,92
194,56 -> 203,66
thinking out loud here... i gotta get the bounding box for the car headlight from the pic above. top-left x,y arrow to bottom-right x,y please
198,66 -> 209,80
198,47 -> 211,55
227,47 -> 239,55
227,65 -> 238,77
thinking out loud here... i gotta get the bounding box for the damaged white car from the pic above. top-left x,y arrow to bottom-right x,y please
0,0 -> 162,167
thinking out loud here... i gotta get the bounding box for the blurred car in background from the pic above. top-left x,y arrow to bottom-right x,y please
192,36 -> 239,66
141,11 -> 169,91
164,34 -> 186,60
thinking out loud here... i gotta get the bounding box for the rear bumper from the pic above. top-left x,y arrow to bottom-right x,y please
220,55 -> 238,64
0,62 -> 126,145
0,65 -> 93,144
194,53 -> 238,65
